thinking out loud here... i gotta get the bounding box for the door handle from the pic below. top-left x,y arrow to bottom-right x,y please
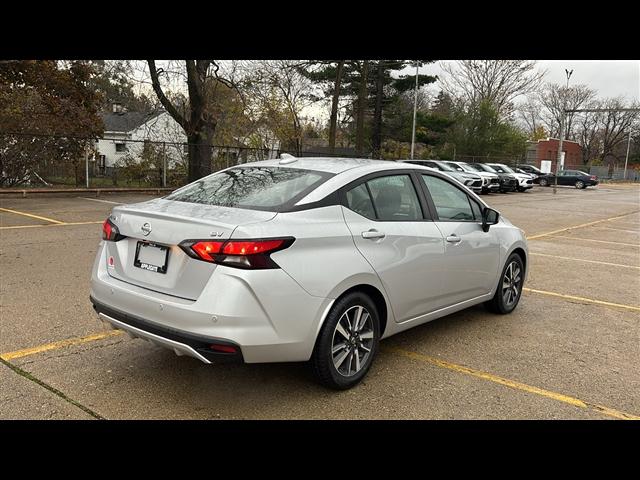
446,234 -> 462,243
362,229 -> 385,240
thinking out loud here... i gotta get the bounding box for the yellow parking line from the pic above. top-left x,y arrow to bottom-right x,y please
526,210 -> 640,240
384,346 -> 639,420
523,288 -> 640,312
0,207 -> 65,224
529,252 -> 640,270
3,327 -> 636,420
0,220 -> 103,230
548,235 -> 639,248
0,330 -> 124,361
595,226 -> 640,234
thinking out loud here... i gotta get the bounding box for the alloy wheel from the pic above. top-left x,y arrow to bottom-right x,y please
502,261 -> 522,308
331,305 -> 374,377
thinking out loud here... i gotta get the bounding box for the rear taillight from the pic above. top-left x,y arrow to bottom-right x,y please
591,176 -> 597,180
179,238 -> 294,269
102,218 -> 124,241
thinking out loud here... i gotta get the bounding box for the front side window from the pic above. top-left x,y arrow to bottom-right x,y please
165,167 -> 332,211
421,174 -> 476,221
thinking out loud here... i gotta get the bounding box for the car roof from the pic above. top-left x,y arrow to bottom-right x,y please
233,157 -> 402,174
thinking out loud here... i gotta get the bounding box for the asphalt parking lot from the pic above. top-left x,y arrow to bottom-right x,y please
1,185 -> 639,420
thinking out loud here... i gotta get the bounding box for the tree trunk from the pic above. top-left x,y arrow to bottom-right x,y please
355,61 -> 368,156
187,128 -> 214,182
328,61 -> 345,154
372,61 -> 384,159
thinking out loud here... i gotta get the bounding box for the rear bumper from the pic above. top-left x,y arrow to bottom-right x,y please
91,297 -> 243,363
90,241 -> 332,363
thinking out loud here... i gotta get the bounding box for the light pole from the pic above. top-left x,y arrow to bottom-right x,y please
554,69 -> 573,195
623,130 -> 632,180
410,60 -> 419,160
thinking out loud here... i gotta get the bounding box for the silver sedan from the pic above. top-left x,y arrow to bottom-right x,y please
90,157 -> 528,389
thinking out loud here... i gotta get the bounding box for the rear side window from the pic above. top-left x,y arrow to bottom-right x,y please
421,174 -> 476,221
345,183 -> 376,219
345,174 -> 423,221
165,167 -> 332,211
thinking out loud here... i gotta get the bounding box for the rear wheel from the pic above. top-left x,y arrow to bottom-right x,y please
485,253 -> 524,314
539,178 -> 549,187
311,292 -> 380,390
575,180 -> 585,189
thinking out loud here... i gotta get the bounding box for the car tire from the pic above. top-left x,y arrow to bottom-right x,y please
310,292 -> 380,390
539,178 -> 549,187
484,253 -> 524,315
575,180 -> 585,189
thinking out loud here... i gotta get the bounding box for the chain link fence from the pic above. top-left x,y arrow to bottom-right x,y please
2,133 -> 638,188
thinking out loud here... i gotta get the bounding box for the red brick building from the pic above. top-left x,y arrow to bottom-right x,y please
525,138 -> 582,171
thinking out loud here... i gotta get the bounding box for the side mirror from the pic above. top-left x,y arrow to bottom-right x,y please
482,207 -> 499,232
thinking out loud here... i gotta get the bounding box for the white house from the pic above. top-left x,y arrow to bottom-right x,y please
94,103 -> 282,176
95,103 -> 187,175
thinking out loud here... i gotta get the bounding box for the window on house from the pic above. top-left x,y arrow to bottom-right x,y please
115,143 -> 127,153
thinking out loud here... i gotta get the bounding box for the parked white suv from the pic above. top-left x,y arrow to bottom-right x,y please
91,157 -> 528,389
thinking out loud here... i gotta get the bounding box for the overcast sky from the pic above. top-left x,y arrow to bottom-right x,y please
421,60 -> 640,102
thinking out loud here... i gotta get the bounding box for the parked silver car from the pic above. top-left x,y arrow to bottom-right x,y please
91,157 -> 528,389
442,161 -> 501,194
401,159 -> 483,194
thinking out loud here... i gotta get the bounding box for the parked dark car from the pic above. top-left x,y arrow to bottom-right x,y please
515,164 -> 544,176
464,162 -> 518,193
515,164 -> 544,184
538,170 -> 599,189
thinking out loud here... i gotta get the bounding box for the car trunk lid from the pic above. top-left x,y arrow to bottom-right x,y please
104,198 -> 277,300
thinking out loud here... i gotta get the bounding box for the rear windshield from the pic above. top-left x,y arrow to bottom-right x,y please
165,166 -> 333,211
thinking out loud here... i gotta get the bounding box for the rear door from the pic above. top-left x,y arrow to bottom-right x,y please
418,173 -> 500,306
340,171 -> 448,322
557,170 -> 572,185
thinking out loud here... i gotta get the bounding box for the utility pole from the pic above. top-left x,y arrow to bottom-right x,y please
554,69 -> 573,195
623,131 -> 632,180
85,153 -> 90,189
410,60 -> 419,160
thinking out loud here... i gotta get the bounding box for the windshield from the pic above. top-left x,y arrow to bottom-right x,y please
165,166 -> 333,211
467,163 -> 497,173
491,164 -> 515,174
520,165 -> 542,174
443,162 -> 468,172
433,161 -> 455,172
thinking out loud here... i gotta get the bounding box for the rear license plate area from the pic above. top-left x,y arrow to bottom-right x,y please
134,241 -> 169,274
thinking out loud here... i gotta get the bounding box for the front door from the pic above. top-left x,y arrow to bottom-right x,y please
419,173 -> 500,306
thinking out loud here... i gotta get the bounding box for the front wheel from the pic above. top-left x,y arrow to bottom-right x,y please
311,292 -> 380,390
539,178 -> 549,187
485,253 -> 524,314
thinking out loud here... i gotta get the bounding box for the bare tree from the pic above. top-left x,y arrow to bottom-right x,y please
355,60 -> 368,156
147,60 -> 240,182
598,98 -> 640,164
539,83 -> 596,140
517,96 -> 543,138
440,60 -> 546,116
328,61 -> 345,154
575,102 -> 604,165
242,60 -> 316,156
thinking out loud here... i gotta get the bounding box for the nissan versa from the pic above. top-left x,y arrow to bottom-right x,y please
90,157 -> 528,389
